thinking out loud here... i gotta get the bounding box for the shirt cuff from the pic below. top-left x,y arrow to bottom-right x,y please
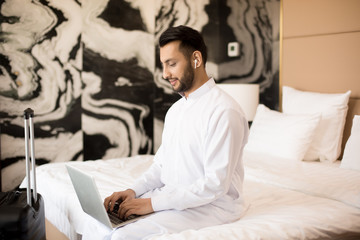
150,194 -> 172,212
130,180 -> 148,198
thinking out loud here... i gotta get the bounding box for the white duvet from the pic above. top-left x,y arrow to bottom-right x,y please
21,153 -> 360,240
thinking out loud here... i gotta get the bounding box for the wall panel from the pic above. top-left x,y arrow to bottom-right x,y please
283,0 -> 360,38
282,32 -> 360,96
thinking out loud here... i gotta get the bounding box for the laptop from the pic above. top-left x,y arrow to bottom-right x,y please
66,164 -> 149,229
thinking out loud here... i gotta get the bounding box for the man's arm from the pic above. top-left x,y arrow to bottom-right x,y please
130,145 -> 165,197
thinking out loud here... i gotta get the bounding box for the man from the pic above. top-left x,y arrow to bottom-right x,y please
86,25 -> 249,240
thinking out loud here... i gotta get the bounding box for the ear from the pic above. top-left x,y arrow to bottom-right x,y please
193,51 -> 202,69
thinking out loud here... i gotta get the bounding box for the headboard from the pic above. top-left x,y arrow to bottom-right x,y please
281,0 -> 360,158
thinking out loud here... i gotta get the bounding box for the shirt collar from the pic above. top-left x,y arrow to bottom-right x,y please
183,78 -> 215,101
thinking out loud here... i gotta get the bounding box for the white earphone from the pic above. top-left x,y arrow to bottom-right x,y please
194,59 -> 198,69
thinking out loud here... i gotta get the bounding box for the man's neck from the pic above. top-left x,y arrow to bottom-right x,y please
183,70 -> 209,98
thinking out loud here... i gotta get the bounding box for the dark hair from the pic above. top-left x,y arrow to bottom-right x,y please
159,25 -> 208,65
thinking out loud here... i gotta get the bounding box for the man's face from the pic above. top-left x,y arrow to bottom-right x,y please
160,41 -> 194,94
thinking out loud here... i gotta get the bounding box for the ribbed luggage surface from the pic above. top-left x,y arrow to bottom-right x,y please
0,191 -> 45,240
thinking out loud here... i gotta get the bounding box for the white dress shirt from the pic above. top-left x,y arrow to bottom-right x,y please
131,78 -> 249,216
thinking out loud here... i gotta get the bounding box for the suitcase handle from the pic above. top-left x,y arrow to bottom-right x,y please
24,108 -> 37,206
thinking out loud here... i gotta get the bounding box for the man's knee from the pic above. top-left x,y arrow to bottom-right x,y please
110,218 -> 167,240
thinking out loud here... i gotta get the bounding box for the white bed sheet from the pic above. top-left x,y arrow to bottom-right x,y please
243,151 -> 360,209
21,153 -> 360,240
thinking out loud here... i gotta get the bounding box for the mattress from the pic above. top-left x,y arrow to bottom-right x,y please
20,153 -> 360,239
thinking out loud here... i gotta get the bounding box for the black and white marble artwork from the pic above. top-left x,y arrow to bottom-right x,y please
0,0 -> 279,191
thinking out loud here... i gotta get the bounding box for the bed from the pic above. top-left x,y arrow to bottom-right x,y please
20,146 -> 360,240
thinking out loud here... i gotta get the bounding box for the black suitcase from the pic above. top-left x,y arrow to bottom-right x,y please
0,108 -> 46,240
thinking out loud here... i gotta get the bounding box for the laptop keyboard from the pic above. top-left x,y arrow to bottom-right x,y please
108,211 -> 137,225
108,211 -> 124,225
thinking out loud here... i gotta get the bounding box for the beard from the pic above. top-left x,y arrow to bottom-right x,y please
173,61 -> 194,93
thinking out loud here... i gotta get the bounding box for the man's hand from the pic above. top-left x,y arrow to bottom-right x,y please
103,189 -> 154,220
104,189 -> 135,213
118,198 -> 154,220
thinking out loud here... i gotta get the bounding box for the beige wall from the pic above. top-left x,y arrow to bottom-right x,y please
281,0 -> 360,155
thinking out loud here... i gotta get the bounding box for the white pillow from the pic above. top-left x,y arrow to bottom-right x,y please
282,86 -> 351,162
245,104 -> 320,161
341,115 -> 360,171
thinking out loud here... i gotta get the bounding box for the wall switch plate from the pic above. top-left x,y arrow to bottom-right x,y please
228,42 -> 239,57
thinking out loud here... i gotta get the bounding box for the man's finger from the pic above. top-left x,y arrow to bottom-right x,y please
118,201 -> 129,219
124,208 -> 135,219
104,195 -> 111,211
104,192 -> 120,212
